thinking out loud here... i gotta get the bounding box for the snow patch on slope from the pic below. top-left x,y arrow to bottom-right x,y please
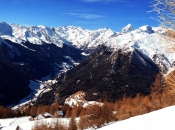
13,76 -> 57,110
65,91 -> 103,108
65,91 -> 86,106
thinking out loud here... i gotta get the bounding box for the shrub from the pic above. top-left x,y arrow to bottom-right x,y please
32,119 -> 67,130
68,116 -> 77,130
0,106 -> 21,118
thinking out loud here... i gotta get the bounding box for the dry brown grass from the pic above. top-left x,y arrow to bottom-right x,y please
0,106 -> 21,118
23,103 -> 60,117
77,102 -> 116,129
165,30 -> 175,40
165,70 -> 175,93
164,30 -> 175,49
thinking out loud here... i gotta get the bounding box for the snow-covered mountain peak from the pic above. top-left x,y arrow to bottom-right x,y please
37,25 -> 47,29
121,23 -> 134,33
0,22 -> 13,36
0,22 -> 175,73
8,24 -> 65,47
137,25 -> 154,34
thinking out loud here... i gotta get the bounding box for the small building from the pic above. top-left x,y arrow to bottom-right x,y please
43,112 -> 53,118
57,110 -> 64,118
35,114 -> 45,120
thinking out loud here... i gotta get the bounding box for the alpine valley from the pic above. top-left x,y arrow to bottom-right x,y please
0,22 -> 175,108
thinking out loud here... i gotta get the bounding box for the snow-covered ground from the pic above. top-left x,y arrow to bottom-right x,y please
98,105 -> 175,130
1,106 -> 175,130
0,117 -> 69,130
65,91 -> 103,107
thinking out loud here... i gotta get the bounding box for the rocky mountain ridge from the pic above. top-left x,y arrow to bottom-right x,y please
0,22 -> 174,73
0,22 -> 175,106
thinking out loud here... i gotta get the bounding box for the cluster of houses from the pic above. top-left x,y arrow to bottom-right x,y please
29,110 -> 64,121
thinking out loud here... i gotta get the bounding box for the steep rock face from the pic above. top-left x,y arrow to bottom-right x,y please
55,45 -> 160,104
0,38 -> 83,106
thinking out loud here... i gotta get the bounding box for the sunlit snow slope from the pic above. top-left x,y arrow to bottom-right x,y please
0,22 -> 175,73
98,106 -> 175,130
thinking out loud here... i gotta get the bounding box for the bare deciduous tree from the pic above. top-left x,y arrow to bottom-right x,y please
150,0 -> 175,29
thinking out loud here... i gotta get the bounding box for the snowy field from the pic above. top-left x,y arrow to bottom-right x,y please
1,106 -> 175,130
0,117 -> 69,130
98,105 -> 175,130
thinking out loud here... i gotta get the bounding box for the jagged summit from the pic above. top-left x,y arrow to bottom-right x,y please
0,22 -> 13,36
121,23 -> 134,33
138,25 -> 154,34
0,22 -> 174,73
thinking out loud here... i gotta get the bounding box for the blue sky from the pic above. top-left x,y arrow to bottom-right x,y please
0,0 -> 158,31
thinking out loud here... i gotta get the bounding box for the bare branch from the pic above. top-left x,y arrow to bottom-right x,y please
150,0 -> 175,30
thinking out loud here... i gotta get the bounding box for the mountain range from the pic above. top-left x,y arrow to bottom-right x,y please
0,22 -> 174,106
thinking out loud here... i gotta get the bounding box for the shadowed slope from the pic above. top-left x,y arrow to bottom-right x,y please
54,45 -> 160,104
